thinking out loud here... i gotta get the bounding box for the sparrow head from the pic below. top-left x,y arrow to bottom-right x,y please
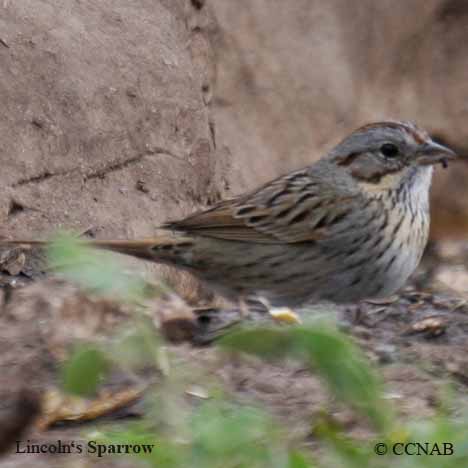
328,121 -> 457,188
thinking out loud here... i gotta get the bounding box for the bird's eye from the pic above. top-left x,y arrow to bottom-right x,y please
380,143 -> 399,158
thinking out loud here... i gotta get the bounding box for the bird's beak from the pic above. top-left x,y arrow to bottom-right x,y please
415,140 -> 457,168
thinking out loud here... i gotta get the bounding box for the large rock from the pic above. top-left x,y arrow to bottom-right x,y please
0,0 -> 230,299
0,0 -> 228,239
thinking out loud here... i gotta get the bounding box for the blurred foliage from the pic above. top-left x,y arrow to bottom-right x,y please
220,326 -> 390,430
62,345 -> 109,397
47,232 -> 151,302
50,233 -> 468,467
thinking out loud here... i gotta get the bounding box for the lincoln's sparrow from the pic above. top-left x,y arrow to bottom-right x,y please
3,121 -> 457,307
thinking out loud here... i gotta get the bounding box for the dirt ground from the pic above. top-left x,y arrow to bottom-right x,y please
0,243 -> 468,467
1,0 -> 468,466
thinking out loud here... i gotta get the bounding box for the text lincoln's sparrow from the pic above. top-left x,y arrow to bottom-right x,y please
3,121 -> 457,307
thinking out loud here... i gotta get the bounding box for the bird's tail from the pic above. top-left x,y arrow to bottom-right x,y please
0,233 -> 194,263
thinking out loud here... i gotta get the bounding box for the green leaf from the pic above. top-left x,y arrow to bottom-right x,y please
290,327 -> 389,430
62,345 -> 109,396
47,232 -> 148,302
110,324 -> 162,370
288,450 -> 315,468
93,425 -> 167,466
190,402 -> 284,468
218,327 -> 295,360
219,325 -> 391,430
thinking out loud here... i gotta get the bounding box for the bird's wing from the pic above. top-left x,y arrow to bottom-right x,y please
166,168 -> 357,244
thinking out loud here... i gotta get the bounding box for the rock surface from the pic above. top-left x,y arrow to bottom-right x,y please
0,0 -> 230,301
